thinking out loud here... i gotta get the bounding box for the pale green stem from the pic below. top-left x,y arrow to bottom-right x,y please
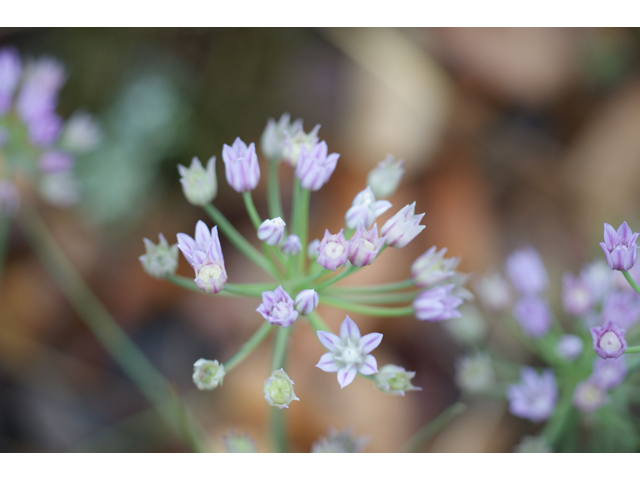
319,295 -> 414,317
324,290 -> 419,305
287,267 -> 328,290
625,346 -> 640,354
0,216 -> 9,283
314,265 -> 358,291
267,160 -> 285,221
270,326 -> 292,452
19,209 -> 206,452
401,402 -> 467,452
334,278 -> 414,294
290,180 -> 310,273
242,191 -> 263,230
306,310 -> 332,333
167,274 -> 272,298
224,322 -> 274,372
203,204 -> 277,278
623,270 -> 640,296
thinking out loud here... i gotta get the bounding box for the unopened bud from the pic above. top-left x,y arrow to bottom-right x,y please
192,358 -> 225,390
263,368 -> 299,409
139,233 -> 179,278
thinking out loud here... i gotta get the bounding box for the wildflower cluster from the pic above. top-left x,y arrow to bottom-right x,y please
0,48 -> 100,214
457,221 -> 640,452
142,113 -> 470,449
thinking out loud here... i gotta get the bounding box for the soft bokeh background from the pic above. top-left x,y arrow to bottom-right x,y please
1,27 -> 640,452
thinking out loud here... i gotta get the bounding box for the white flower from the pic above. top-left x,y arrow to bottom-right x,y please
344,186 -> 392,229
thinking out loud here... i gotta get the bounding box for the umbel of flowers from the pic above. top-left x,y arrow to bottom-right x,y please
0,48 -> 101,216
141,113 -> 471,447
459,221 -> 640,452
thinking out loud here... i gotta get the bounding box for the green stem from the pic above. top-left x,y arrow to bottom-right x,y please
167,274 -> 271,298
288,267 -> 328,290
319,295 -> 414,317
623,270 -> 640,296
314,265 -> 358,291
290,180 -> 310,273
19,209 -> 206,452
324,290 -> 419,304
267,160 -> 284,220
224,322 -> 274,372
333,278 -> 414,294
242,191 -> 263,230
203,204 -> 277,278
0,216 -> 9,284
401,402 -> 467,452
306,311 -> 332,333
270,326 -> 292,452
625,346 -> 640,354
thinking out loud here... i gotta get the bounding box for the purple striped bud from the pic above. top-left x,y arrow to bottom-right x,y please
505,247 -> 548,296
282,234 -> 301,255
506,367 -> 557,423
294,140 -> 339,191
344,186 -> 392,229
380,202 -> 425,248
317,229 -> 349,271
257,217 -> 286,246
367,154 -> 404,199
591,320 -> 626,359
561,272 -> 593,316
347,223 -> 385,267
0,48 -> 22,115
573,381 -> 608,413
257,285 -> 299,328
600,222 -> 638,271
411,246 -> 460,288
591,357 -> 627,390
222,137 -> 260,192
295,289 -> 319,316
176,220 -> 227,294
513,296 -> 552,338
178,156 -> 217,206
413,284 -> 463,322
38,150 -> 75,174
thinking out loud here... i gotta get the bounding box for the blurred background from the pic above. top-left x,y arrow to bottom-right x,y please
1,27 -> 640,452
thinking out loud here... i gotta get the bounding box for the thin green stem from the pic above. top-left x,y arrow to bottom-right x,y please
267,160 -> 284,220
319,295 -> 414,317
306,311 -> 332,333
290,180 -> 310,274
324,290 -> 419,305
224,322 -> 274,372
270,326 -> 292,452
314,265 -> 358,291
0,216 -> 9,284
287,267 -> 328,290
623,270 -> 640,296
625,346 -> 640,354
334,278 -> 414,294
167,274 -> 271,298
401,402 -> 467,452
242,191 -> 263,230
203,203 -> 277,278
19,209 -> 206,452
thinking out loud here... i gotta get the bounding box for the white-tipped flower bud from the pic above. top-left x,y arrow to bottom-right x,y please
139,233 -> 179,278
263,368 -> 299,409
178,156 -> 217,206
295,289 -> 319,316
374,364 -> 422,396
366,154 -> 404,199
192,358 -> 225,390
257,217 -> 286,246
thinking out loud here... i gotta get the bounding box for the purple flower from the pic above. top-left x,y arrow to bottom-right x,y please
581,261 -> 614,303
16,58 -> 65,124
513,296 -> 552,338
256,285 -> 299,328
28,113 -> 63,147
506,367 -> 557,423
316,316 -> 383,389
556,334 -> 583,361
561,272 -> 593,317
505,247 -> 548,296
295,289 -> 319,316
317,229 -> 349,271
411,246 -> 460,288
573,381 -> 608,413
177,156 -> 217,206
601,290 -> 640,329
347,223 -> 385,267
344,186 -> 392,229
590,320 -> 626,359
282,234 -> 301,255
0,180 -> 19,217
0,48 -> 22,115
600,222 -> 638,271
294,140 -> 339,191
257,217 -> 286,246
176,220 -> 227,294
591,357 -> 627,390
38,150 -> 75,174
366,154 -> 404,199
221,137 -> 260,192
380,202 -> 425,249
413,284 -> 463,322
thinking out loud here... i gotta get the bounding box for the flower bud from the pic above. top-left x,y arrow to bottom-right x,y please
344,186 -> 391,229
0,48 -> 22,115
347,223 -> 385,267
282,123 -> 320,167
411,246 -> 460,288
281,234 -> 301,255
413,284 -> 462,322
556,334 -> 583,361
366,154 -> 404,199
294,140 -> 339,191
222,137 -> 260,192
590,320 -> 626,359
139,233 -> 179,278
474,270 -> 511,313
592,357 -> 627,390
260,113 -> 303,162
60,111 -> 102,153
307,238 -> 320,259
295,289 -> 319,316
177,156 -> 217,206
222,430 -> 257,453
505,246 -> 548,296
455,352 -> 494,393
263,368 -> 299,409
317,229 -> 349,271
374,364 -> 422,396
257,285 -> 299,328
600,221 -> 638,271
257,217 -> 286,246
380,202 -> 425,248
192,358 -> 225,390
573,381 -> 608,412
561,272 -> 593,316
513,295 -> 552,338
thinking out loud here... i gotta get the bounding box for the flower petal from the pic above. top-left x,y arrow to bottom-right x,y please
359,332 -> 383,354
340,316 -> 361,341
316,353 -> 339,372
604,223 -> 618,250
337,366 -> 358,389
195,220 -> 211,245
358,355 -> 378,375
317,331 -> 341,352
